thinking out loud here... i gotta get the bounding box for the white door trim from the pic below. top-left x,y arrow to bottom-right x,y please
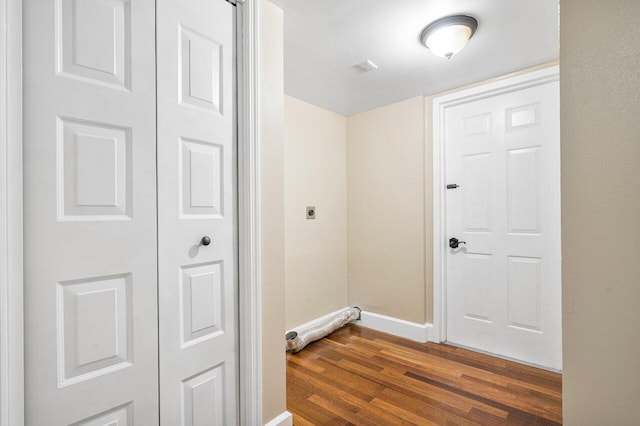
0,0 -> 262,424
0,0 -> 23,424
236,0 -> 264,424
431,65 -> 560,344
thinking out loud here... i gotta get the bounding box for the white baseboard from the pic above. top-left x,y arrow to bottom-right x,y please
264,411 -> 293,426
286,307 -> 353,334
287,308 -> 433,344
357,311 -> 433,343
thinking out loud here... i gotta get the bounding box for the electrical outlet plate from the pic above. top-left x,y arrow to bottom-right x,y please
306,206 -> 316,219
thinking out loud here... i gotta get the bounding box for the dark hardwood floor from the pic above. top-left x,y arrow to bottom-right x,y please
286,325 -> 562,425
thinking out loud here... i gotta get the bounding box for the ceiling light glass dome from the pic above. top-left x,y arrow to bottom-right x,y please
421,15 -> 478,59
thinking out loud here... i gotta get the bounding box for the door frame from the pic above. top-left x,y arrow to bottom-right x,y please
0,0 -> 264,424
236,0 -> 264,424
431,65 -> 560,344
0,0 -> 23,424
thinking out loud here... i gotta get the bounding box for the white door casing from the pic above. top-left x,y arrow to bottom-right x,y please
23,0 -> 159,424
157,0 -> 238,424
235,1 -> 264,423
0,0 -> 23,425
433,67 -> 562,370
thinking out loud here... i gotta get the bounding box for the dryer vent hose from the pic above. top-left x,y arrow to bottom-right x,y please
285,307 -> 361,353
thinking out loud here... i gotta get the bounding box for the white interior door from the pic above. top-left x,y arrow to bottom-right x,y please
157,0 -> 238,424
23,0 -> 159,424
444,76 -> 562,370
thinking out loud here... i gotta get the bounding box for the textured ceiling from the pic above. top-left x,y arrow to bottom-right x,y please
269,0 -> 559,116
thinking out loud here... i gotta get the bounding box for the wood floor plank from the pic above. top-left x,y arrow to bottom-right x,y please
405,371 -> 560,425
377,387 -> 485,426
288,362 -> 377,405
369,397 -> 440,425
378,335 -> 561,390
309,393 -> 419,426
288,393 -> 349,425
288,325 -> 563,425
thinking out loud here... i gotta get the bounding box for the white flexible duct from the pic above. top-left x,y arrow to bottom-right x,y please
285,307 -> 361,353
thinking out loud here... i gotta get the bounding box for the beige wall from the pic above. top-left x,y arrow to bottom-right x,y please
561,1 -> 640,423
347,96 -> 426,324
284,96 -> 348,330
284,94 -> 430,327
259,0 -> 287,422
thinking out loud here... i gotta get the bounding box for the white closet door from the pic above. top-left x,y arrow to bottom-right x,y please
23,0 -> 159,424
157,0 -> 238,424
445,79 -> 562,370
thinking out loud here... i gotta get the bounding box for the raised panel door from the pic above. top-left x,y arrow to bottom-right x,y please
157,0 -> 238,424
24,0 -> 159,423
445,78 -> 561,370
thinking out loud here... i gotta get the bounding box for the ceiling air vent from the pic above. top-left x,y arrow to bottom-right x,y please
352,59 -> 378,73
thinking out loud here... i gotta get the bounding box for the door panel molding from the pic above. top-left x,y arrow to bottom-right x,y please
431,65 -> 559,345
0,0 -> 23,425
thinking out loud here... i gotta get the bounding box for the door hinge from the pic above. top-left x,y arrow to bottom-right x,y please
446,184 -> 460,189
226,0 -> 238,6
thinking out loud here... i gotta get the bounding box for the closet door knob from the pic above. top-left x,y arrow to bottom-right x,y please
200,236 -> 211,246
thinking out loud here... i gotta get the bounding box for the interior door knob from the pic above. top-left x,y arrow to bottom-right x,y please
449,237 -> 466,249
200,236 -> 211,246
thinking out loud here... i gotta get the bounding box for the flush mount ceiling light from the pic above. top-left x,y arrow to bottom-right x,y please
421,15 -> 478,60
